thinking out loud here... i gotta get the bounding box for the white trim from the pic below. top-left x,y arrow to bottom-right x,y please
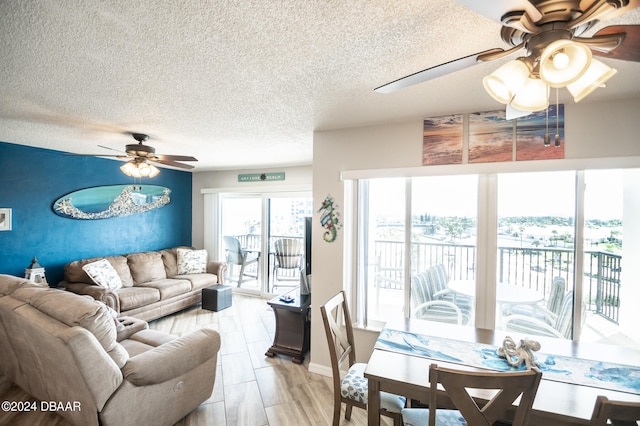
308,362 -> 333,378
573,171 -> 586,340
340,156 -> 640,181
201,184 -> 311,194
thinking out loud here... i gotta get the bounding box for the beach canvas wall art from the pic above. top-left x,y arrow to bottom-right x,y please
423,114 -> 463,165
469,110 -> 514,163
516,103 -> 565,161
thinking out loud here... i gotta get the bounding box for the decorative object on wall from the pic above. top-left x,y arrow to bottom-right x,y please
516,103 -> 565,161
469,110 -> 514,163
0,208 -> 11,231
422,104 -> 565,165
238,172 -> 286,182
24,257 -> 47,286
318,195 -> 341,243
422,114 -> 463,166
53,185 -> 171,219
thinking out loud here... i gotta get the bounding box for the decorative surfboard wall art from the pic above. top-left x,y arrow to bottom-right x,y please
53,185 -> 171,219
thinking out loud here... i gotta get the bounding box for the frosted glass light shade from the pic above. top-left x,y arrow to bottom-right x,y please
483,59 -> 530,104
120,160 -> 160,178
510,77 -> 549,111
567,58 -> 617,102
540,40 -> 592,87
120,161 -> 141,178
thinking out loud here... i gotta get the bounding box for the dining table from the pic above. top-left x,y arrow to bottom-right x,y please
365,318 -> 640,425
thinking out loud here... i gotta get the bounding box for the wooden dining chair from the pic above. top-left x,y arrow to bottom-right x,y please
589,395 -> 640,426
402,363 -> 542,426
320,290 -> 405,426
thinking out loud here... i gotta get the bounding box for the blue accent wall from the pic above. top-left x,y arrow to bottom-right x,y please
0,142 -> 192,286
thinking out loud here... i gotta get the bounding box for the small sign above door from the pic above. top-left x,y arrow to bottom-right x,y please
238,172 -> 285,182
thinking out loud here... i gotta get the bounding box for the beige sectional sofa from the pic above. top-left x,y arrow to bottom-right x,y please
61,247 -> 227,321
0,274 -> 221,426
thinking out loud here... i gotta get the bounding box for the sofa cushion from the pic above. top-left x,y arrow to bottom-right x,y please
65,256 -> 134,288
140,278 -> 192,300
117,287 -> 161,311
11,286 -> 128,368
82,259 -> 123,290
127,252 -> 166,285
177,248 -> 207,275
0,274 -> 34,296
178,273 -> 218,291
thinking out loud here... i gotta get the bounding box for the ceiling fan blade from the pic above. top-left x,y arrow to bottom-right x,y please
150,159 -> 195,170
97,144 -> 128,154
66,153 -> 128,159
375,48 -> 506,93
579,0 -> 640,19
570,0 -> 638,29
154,154 -> 198,162
589,25 -> 640,62
456,0 -> 542,23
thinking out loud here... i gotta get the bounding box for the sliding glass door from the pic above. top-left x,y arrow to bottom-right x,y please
496,171 -> 577,337
219,192 -> 312,295
220,196 -> 262,291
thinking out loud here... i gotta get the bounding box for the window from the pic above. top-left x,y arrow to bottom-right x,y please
355,175 -> 478,328
497,171 -> 576,338
352,168 -> 639,350
356,178 -> 406,326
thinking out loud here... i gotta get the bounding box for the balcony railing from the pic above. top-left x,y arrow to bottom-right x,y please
374,240 -> 622,324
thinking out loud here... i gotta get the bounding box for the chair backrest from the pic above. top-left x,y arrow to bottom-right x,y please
553,290 -> 575,339
410,264 -> 448,308
320,291 -> 356,392
547,276 -> 566,316
589,395 -> 640,426
274,238 -> 302,269
425,264 -> 449,294
223,236 -> 243,264
428,363 -> 542,426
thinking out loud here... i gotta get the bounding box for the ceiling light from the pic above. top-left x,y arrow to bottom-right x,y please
510,77 -> 549,112
540,40 -> 592,87
567,58 -> 617,102
483,36 -> 616,115
483,59 -> 530,104
120,159 -> 160,178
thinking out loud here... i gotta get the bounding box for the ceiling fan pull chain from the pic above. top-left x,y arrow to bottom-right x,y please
555,88 -> 561,148
544,101 -> 550,147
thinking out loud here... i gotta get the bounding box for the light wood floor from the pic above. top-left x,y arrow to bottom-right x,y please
0,294 -> 394,426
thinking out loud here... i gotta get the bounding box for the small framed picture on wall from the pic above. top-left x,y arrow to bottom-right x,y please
0,208 -> 12,231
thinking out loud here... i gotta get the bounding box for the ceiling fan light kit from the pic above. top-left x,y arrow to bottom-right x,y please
511,76 -> 551,111
376,0 -> 636,115
567,58 -> 618,101
483,59 -> 531,103
120,159 -> 160,178
539,39 -> 593,86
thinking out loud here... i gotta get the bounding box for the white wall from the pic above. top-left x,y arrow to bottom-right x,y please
309,97 -> 640,374
191,165 -> 312,252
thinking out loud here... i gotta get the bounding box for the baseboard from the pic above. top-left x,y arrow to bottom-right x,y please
308,362 -> 332,377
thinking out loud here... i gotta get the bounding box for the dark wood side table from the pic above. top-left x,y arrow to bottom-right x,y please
265,287 -> 311,364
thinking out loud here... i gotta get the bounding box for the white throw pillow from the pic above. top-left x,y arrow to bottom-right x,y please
177,248 -> 207,275
82,259 -> 123,290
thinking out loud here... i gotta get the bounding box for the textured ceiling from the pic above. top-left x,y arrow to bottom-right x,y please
1,1 -> 639,172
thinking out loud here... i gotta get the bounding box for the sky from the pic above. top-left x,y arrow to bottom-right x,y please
369,170 -> 623,221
